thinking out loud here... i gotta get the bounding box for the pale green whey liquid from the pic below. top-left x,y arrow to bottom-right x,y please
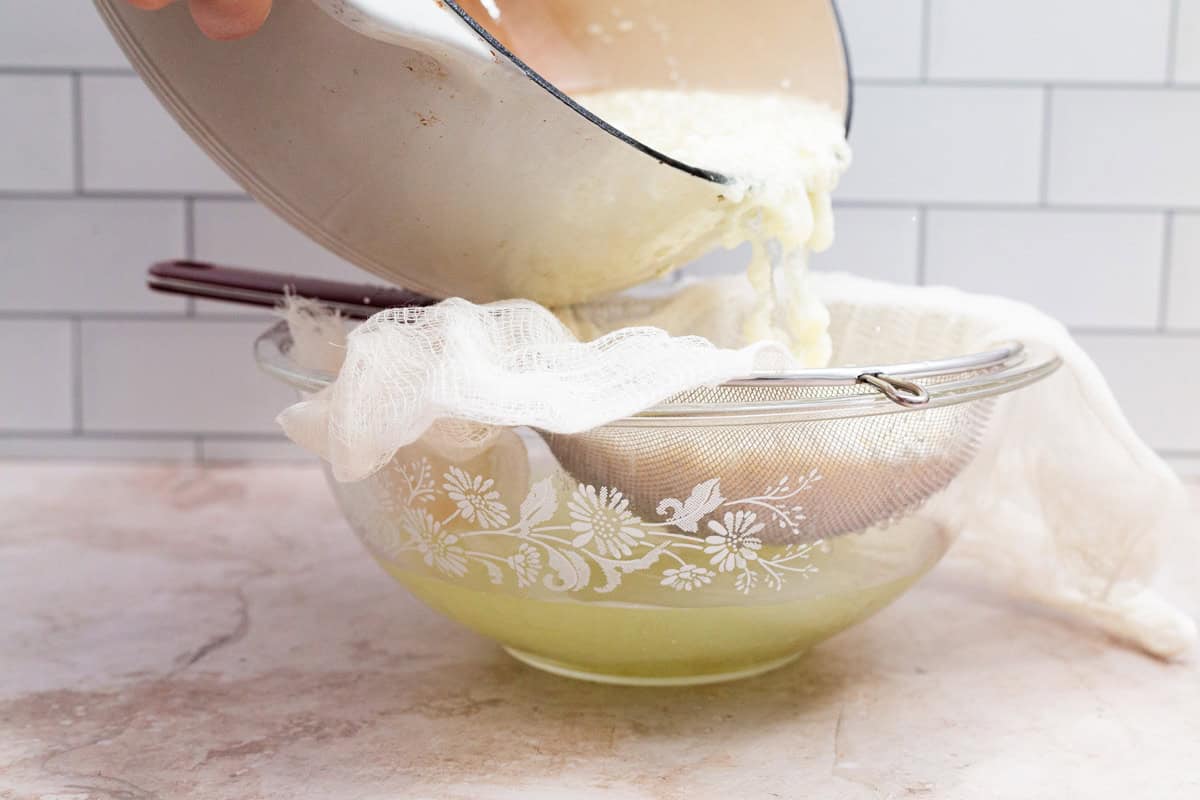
381,561 -> 922,684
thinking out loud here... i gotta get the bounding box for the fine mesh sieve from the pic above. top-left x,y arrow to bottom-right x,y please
251,313 -> 1058,545
542,345 -> 1056,543
231,266 -> 1062,547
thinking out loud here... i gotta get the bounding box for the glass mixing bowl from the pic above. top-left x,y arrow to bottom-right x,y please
255,320 -> 1058,685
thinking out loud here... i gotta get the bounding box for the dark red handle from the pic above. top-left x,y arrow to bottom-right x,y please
147,260 -> 436,318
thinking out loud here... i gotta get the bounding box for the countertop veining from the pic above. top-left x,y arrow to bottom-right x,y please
2,462 -> 1197,799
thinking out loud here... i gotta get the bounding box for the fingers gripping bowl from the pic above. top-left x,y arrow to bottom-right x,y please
256,320 -> 1059,685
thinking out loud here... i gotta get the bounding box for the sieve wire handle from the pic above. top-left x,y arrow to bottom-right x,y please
858,373 -> 930,407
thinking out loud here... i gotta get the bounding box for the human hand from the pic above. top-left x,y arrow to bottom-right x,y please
125,0 -> 272,41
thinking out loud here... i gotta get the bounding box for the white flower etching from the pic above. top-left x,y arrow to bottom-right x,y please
392,457 -> 435,505
567,484 -> 646,557
443,467 -> 510,529
704,510 -> 765,572
370,458 -> 821,596
734,568 -> 760,595
660,564 -> 715,592
509,543 -> 543,588
406,508 -> 469,577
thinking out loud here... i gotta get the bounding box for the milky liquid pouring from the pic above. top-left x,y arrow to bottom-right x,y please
572,90 -> 851,364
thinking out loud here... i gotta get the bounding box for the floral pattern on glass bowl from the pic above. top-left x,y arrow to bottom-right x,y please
252,319 -> 1057,685
356,452 -> 825,596
326,429 -> 954,686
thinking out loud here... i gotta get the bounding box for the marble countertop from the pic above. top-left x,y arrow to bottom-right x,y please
2,462 -> 1197,799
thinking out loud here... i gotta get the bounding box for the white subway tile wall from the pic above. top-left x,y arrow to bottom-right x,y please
192,200 -> 368,285
813,206 -> 921,284
80,320 -> 294,434
837,86 -> 1045,203
0,320 -> 74,431
0,0 -> 128,69
927,0 -> 1174,82
1178,0 -> 1200,83
0,198 -> 186,313
1047,89 -> 1200,207
0,436 -> 198,461
1166,455 -> 1200,476
835,0 -> 924,79
1076,335 -> 1200,452
80,74 -> 242,194
0,1 -> 1196,474
924,210 -> 1164,328
191,199 -> 368,317
0,75 -> 75,191
1168,214 -> 1200,330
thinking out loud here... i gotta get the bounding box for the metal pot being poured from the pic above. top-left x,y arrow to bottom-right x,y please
93,0 -> 850,305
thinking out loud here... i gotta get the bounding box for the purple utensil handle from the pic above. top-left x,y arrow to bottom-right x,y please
147,260 -> 435,318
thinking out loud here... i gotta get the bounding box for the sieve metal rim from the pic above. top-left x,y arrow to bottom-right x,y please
253,320 -> 1061,425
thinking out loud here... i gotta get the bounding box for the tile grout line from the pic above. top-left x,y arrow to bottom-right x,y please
1037,86 -> 1053,206
1159,211 -> 1176,332
915,207 -> 928,285
70,316 -> 84,435
0,66 -> 135,77
1069,325 -> 1200,337
1167,0 -> 1183,84
856,77 -> 1200,90
0,190 -> 250,201
919,0 -> 933,80
184,197 -> 196,259
70,71 -> 84,193
0,430 -> 290,441
0,310 -> 267,322
832,200 -> 1200,214
184,197 -> 196,317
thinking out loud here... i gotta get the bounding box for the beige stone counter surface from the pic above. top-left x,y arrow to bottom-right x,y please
2,462 -> 1198,799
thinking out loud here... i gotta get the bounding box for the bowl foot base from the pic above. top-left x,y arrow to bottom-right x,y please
502,647 -> 806,686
